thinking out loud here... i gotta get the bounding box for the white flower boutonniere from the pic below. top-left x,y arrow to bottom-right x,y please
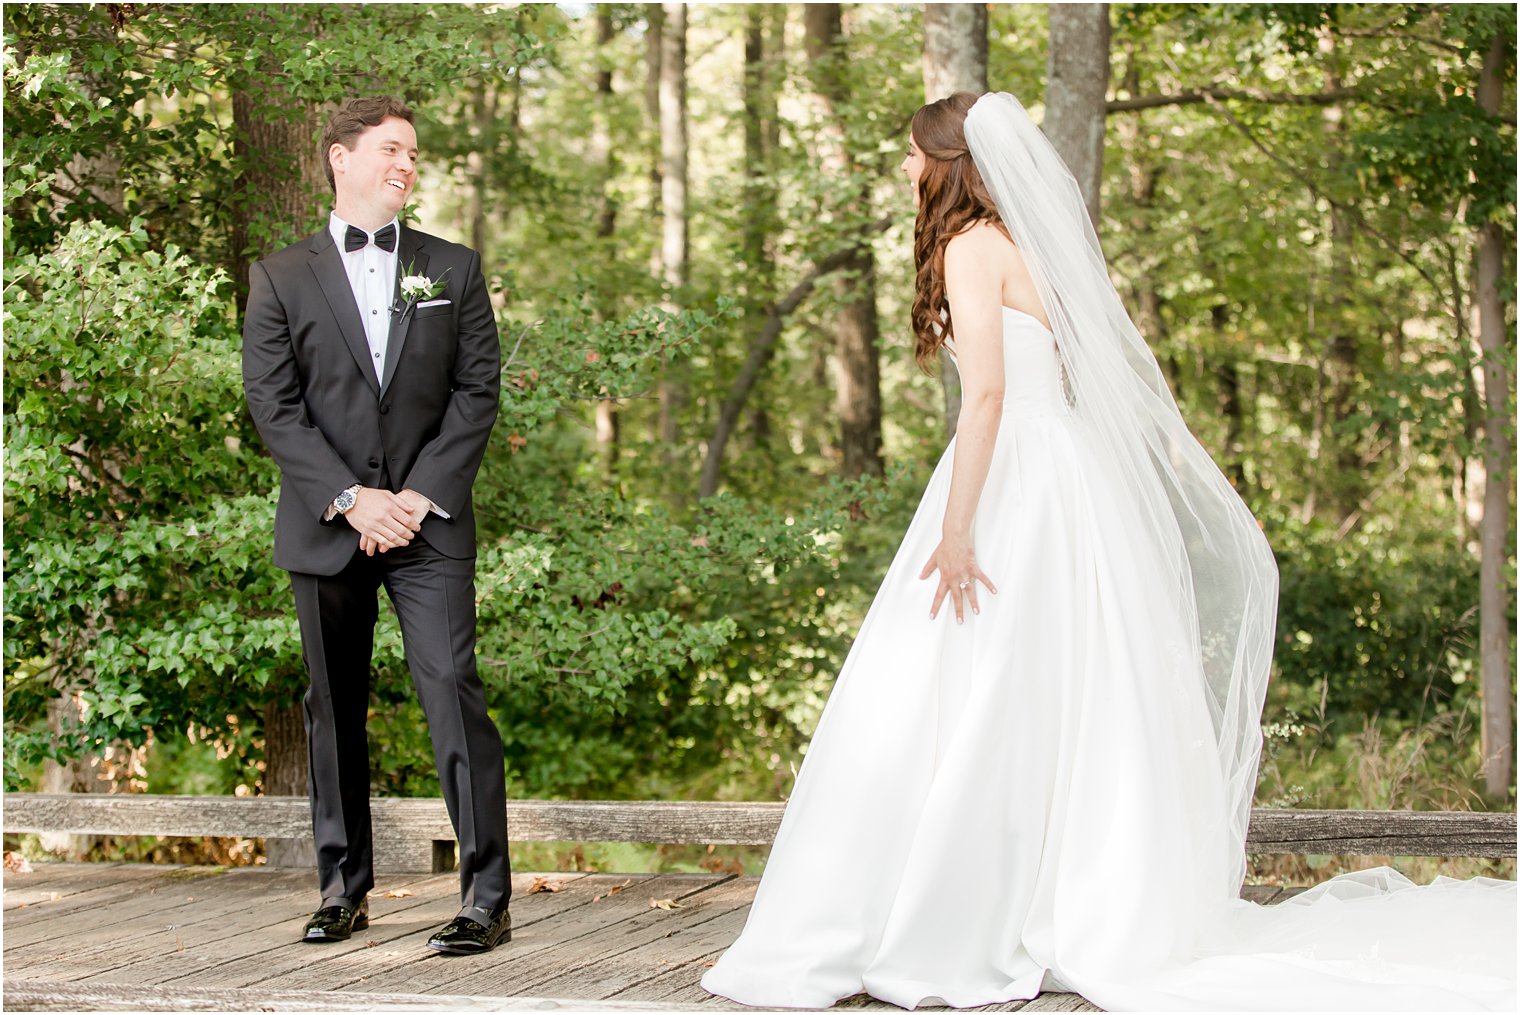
395,262 -> 450,322
401,273 -> 444,304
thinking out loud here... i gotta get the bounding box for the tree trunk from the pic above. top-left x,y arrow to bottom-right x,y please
1475,31 -> 1514,800
593,5 -> 620,471
1045,4 -> 1111,227
657,1 -> 688,490
468,81 -> 497,262
1320,33 -> 1362,521
742,6 -> 778,304
229,20 -> 325,312
805,3 -> 883,480
55,5 -> 125,221
261,699 -> 314,868
38,692 -> 108,857
741,5 -> 779,460
1116,46 -> 1169,376
229,14 -> 325,863
659,2 -> 687,293
922,2 -> 987,438
922,3 -> 987,100
1212,304 -> 1246,489
645,3 -> 663,234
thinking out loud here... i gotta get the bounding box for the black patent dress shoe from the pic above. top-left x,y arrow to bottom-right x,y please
427,904 -> 511,954
301,897 -> 369,942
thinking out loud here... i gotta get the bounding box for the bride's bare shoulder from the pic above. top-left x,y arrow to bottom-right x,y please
946,219 -> 1044,320
946,220 -> 1021,264
946,220 -> 1026,277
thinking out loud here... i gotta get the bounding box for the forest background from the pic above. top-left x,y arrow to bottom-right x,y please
3,2 -> 1515,880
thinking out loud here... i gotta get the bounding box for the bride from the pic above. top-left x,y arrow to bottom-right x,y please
700,92 -> 1516,1011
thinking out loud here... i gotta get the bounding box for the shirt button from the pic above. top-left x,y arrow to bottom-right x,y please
374,352 -> 381,358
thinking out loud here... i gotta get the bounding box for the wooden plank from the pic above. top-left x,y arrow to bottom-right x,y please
510,879 -> 757,1001
3,862 -> 168,911
344,874 -> 736,998
170,871 -> 622,992
2,867 -> 219,945
1238,884 -> 1284,905
599,887 -> 759,1006
1020,992 -> 1104,1012
8,795 -> 1516,857
124,870 -> 466,988
88,871 -> 456,989
5,868 -> 316,976
3,860 -> 128,900
1245,808 -> 1516,857
0,980 -> 716,1011
1,795 -> 785,848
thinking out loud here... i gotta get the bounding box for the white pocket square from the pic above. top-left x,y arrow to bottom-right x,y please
417,298 -> 451,308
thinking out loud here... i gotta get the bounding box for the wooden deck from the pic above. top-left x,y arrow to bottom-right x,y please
0,864 -> 1142,1011
2,864 -> 1314,1012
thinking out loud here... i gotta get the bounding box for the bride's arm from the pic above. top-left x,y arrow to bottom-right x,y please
919,229 -> 1005,623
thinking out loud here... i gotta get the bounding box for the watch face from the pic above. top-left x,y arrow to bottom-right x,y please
337,489 -> 357,512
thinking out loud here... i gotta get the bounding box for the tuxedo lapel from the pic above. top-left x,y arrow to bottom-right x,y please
307,229 -> 381,398
379,226 -> 428,400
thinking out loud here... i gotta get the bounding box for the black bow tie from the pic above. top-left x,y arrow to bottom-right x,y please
344,222 -> 396,253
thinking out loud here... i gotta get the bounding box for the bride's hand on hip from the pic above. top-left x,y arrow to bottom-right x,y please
919,536 -> 997,624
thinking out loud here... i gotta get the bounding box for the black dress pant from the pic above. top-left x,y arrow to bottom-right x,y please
290,539 -> 509,911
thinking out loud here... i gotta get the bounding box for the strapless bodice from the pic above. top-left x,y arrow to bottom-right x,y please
944,306 -> 1066,419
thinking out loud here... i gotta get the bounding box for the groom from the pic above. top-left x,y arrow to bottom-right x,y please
242,96 -> 511,954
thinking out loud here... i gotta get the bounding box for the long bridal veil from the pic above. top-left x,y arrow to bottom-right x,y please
963,91 -> 1513,1011
966,93 -> 1277,893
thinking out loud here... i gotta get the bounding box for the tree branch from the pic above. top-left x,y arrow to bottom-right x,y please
698,216 -> 893,498
1198,91 -> 1450,301
1109,85 -> 1363,113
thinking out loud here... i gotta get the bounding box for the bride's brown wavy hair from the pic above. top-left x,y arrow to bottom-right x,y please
909,91 -> 1010,371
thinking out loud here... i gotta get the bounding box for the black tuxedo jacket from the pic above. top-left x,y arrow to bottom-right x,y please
243,223 -> 500,576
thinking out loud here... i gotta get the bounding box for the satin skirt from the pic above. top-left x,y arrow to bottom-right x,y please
701,409 -> 1516,1011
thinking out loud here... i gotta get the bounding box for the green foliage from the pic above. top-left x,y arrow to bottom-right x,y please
1271,519 -> 1487,724
3,3 -> 1514,819
3,216 -> 297,785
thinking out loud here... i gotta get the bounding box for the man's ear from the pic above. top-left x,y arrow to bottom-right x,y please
328,143 -> 348,179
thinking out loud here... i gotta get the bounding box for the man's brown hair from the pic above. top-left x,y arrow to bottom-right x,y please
321,96 -> 415,193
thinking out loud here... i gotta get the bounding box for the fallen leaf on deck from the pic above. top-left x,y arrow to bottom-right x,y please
649,897 -> 683,911
592,879 -> 632,902
3,852 -> 32,873
380,889 -> 415,898
527,877 -> 566,894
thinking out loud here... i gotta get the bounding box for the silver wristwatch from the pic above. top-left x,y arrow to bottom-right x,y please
334,484 -> 360,515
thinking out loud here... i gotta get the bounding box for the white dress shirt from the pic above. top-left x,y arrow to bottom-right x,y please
329,211 -> 398,386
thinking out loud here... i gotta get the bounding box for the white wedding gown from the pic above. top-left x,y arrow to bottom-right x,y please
702,307 -> 1516,1011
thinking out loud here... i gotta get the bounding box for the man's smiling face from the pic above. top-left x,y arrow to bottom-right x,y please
330,115 -> 418,226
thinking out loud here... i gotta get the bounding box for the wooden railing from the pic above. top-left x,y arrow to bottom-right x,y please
4,793 -> 1514,872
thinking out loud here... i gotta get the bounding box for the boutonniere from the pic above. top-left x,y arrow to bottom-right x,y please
394,262 -> 450,322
